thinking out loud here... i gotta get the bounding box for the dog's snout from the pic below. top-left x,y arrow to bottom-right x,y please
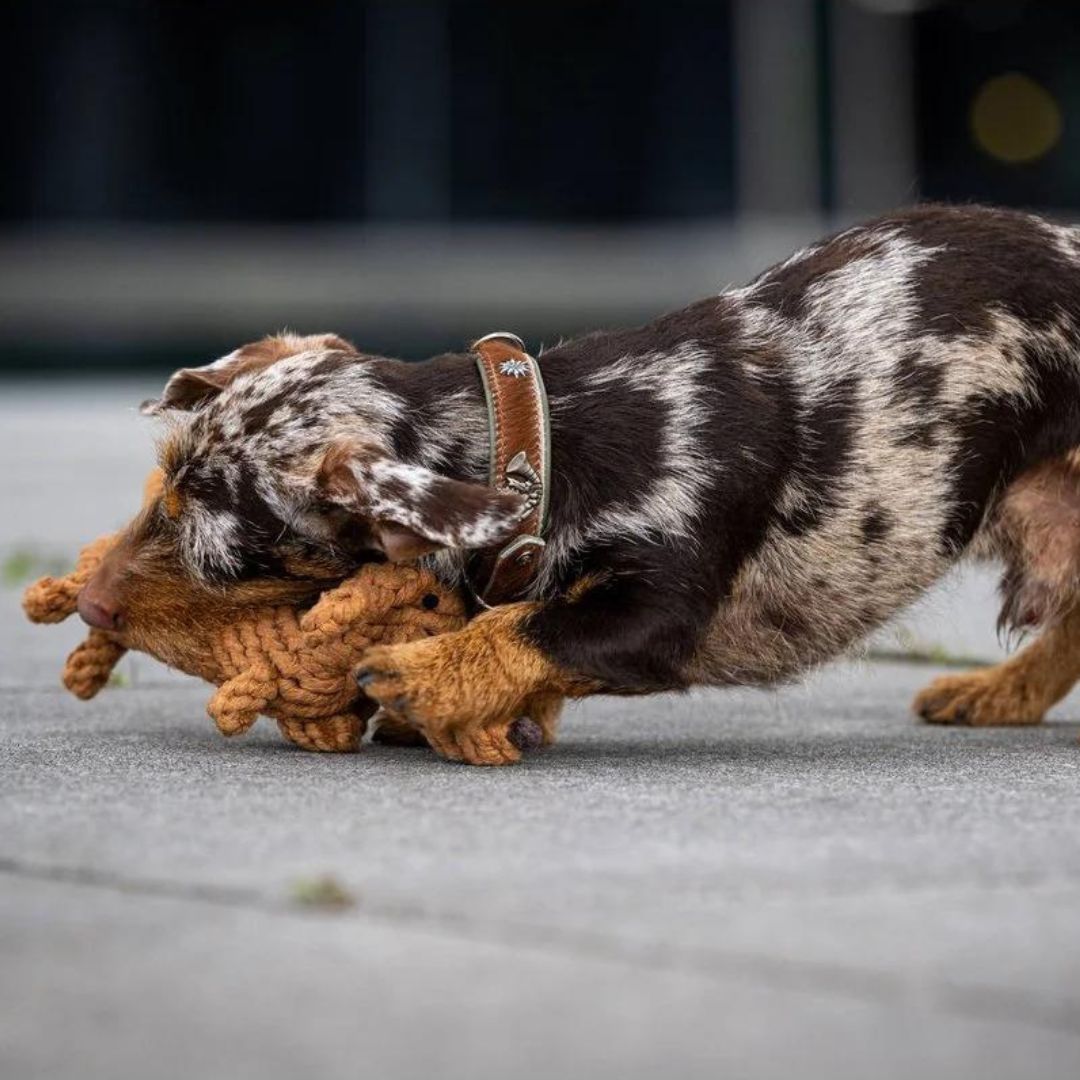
77,588 -> 123,631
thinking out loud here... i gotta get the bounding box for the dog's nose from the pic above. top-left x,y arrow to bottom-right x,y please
77,591 -> 123,631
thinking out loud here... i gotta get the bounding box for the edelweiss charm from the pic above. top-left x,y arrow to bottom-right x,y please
499,359 -> 530,378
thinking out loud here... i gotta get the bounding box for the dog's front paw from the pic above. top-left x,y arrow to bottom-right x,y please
356,638 -> 529,766
355,639 -> 457,727
913,669 -> 1048,727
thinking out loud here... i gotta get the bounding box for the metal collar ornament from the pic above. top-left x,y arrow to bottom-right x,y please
470,332 -> 551,606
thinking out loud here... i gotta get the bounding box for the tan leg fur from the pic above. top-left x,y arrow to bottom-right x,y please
914,602 -> 1080,726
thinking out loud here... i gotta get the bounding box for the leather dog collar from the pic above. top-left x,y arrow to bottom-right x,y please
470,331 -> 551,606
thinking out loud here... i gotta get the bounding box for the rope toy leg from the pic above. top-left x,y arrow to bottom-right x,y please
62,630 -> 127,700
208,666 -> 277,736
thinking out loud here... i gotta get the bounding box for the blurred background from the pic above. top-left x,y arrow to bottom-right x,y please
3,0 -> 1080,373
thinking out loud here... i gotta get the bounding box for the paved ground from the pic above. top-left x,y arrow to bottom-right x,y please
2,384 -> 1080,1079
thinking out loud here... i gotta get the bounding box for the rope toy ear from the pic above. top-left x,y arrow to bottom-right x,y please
22,534 -> 115,624
23,535 -> 127,700
23,474 -> 159,625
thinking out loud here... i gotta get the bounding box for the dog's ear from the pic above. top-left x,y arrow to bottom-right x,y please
141,361 -> 238,415
141,332 -> 358,415
316,441 -> 526,560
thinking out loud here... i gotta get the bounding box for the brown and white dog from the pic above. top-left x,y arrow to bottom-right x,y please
81,204 -> 1080,763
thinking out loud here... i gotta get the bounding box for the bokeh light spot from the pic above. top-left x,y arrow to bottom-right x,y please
971,73 -> 1062,165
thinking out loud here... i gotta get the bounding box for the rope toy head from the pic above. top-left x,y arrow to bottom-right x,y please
24,538 -> 470,751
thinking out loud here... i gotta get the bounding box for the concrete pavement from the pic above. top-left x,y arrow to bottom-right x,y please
2,383 -> 1079,1079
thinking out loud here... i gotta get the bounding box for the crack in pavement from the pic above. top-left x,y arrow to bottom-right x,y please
2,855 -> 1077,1039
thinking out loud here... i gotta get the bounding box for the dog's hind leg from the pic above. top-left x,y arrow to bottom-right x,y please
913,602 -> 1080,726
915,453 -> 1080,727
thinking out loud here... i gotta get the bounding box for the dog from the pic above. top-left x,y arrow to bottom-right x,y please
80,204 -> 1080,763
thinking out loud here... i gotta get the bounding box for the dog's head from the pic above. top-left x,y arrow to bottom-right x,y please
75,468 -> 358,667
80,332 -> 526,629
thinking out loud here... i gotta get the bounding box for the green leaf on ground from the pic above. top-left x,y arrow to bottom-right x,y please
289,875 -> 357,910
867,647 -> 991,669
2,548 -> 72,588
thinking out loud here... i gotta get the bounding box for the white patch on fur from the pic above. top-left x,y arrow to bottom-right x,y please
533,342 -> 719,596
1038,218 -> 1080,265
411,388 -> 489,476
583,343 -> 718,540
343,455 -> 522,549
179,505 -> 244,577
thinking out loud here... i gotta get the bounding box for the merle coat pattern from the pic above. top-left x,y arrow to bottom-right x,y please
126,205 -> 1080,756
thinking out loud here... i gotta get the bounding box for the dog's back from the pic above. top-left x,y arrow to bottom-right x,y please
652,204 -> 1080,684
